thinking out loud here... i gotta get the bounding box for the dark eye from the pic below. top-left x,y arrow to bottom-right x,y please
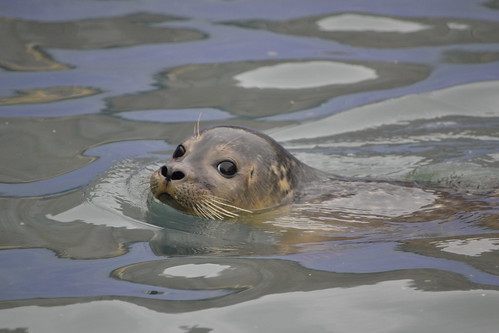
217,160 -> 237,178
173,145 -> 185,158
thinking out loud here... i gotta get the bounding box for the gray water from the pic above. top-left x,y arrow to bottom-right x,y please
1,0 -> 499,332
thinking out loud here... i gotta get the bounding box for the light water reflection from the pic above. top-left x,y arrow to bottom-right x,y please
1,0 -> 499,331
316,14 -> 432,33
270,81 -> 499,142
234,61 -> 377,89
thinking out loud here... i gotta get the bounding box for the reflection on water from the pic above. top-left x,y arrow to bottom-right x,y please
228,12 -> 499,48
444,50 -> 499,64
434,237 -> 499,257
1,0 -> 499,331
107,59 -> 430,117
1,283 -> 499,333
270,81 -> 499,142
0,86 -> 101,105
234,61 -> 377,89
316,14 -> 432,33
0,13 -> 205,71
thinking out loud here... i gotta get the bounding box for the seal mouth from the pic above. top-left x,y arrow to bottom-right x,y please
156,191 -> 187,212
158,192 -> 173,200
157,191 -> 174,204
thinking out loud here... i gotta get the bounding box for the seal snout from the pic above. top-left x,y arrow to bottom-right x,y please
150,164 -> 189,204
160,165 -> 185,181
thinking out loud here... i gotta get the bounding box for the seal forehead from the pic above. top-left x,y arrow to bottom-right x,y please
195,126 -> 273,156
201,126 -> 261,143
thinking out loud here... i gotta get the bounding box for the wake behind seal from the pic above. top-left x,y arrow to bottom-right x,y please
150,125 -> 329,219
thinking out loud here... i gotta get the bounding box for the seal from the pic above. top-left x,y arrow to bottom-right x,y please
150,125 -> 328,219
150,125 -> 487,223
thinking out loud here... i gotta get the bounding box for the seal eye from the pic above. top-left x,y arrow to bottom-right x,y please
172,145 -> 185,158
217,160 -> 237,178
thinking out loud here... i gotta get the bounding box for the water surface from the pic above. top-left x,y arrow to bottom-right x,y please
1,0 -> 498,332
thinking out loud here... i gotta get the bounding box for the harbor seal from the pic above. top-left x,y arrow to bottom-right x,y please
150,125 -> 470,221
150,125 -> 329,219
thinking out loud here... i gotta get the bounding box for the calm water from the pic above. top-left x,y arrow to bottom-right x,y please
1,0 -> 499,332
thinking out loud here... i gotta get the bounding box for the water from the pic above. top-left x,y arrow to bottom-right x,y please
1,0 -> 499,332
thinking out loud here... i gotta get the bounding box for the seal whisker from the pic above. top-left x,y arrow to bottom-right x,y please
193,204 -> 211,219
198,201 -> 223,220
198,201 -> 224,220
196,203 -> 214,219
208,196 -> 253,214
191,205 -> 202,218
207,201 -> 240,218
202,200 -> 239,218
207,203 -> 227,220
194,112 -> 203,138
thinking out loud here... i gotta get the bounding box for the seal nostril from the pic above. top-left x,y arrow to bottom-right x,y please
171,171 -> 185,181
160,165 -> 168,178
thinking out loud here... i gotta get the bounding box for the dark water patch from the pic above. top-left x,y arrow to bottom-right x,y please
0,191 -> 154,259
483,0 -> 499,9
107,59 -> 431,117
0,13 -> 206,72
0,86 -> 101,105
0,44 -> 71,72
225,13 -> 499,48
443,50 -> 499,64
0,245 -> 230,302
0,138 -> 166,196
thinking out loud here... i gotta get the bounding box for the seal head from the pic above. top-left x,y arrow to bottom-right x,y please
150,125 -> 323,219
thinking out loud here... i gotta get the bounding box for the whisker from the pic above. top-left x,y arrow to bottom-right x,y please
203,200 -> 239,218
201,202 -> 224,220
209,197 -> 253,214
193,204 -> 211,219
203,204 -> 224,220
195,201 -> 218,219
195,112 -> 203,138
195,203 -> 211,219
